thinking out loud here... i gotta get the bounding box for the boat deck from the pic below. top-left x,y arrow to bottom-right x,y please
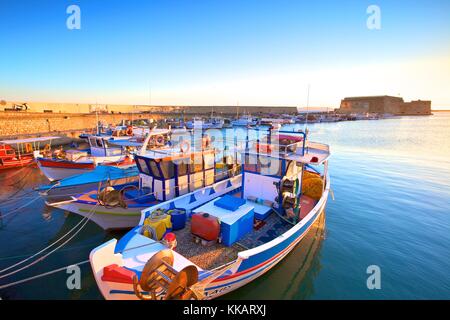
172,194 -> 317,269
172,220 -> 244,270
236,212 -> 291,249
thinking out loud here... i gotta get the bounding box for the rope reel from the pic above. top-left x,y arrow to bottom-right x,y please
280,177 -> 298,195
132,249 -> 202,300
281,192 -> 297,209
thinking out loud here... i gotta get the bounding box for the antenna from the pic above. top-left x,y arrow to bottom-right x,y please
95,99 -> 99,135
149,84 -> 152,106
304,84 -> 310,135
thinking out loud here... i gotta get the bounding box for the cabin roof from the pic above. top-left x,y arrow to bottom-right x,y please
0,136 -> 60,145
139,147 -> 216,161
246,141 -> 330,165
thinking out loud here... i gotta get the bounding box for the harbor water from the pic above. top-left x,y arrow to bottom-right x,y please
1,112 -> 449,299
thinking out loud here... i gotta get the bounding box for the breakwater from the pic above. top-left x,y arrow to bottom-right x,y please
0,112 -> 166,138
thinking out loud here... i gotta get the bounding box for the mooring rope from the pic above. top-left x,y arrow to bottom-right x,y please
0,260 -> 90,290
7,167 -> 33,187
0,162 -> 34,181
1,184 -> 37,203
0,182 -> 60,220
0,203 -> 99,278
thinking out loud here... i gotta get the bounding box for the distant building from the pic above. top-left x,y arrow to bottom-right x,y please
338,95 -> 431,115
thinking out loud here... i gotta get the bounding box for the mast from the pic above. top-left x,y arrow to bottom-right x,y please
304,84 -> 310,136
96,101 -> 99,135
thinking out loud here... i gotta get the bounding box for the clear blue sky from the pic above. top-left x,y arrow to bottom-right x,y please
1,0 -> 449,108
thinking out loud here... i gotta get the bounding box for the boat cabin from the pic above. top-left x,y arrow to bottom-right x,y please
135,147 -> 232,202
88,136 -> 124,157
0,143 -> 17,161
241,130 -> 330,223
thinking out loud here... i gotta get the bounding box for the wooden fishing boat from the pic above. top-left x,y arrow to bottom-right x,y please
89,129 -> 331,300
0,136 -> 59,170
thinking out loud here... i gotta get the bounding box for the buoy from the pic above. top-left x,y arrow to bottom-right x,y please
163,232 -> 177,250
126,126 -> 133,136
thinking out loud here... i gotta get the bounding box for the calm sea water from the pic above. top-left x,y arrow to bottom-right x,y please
1,113 -> 449,299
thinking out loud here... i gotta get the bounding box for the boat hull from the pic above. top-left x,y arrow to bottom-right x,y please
37,159 -> 95,181
56,202 -> 144,230
37,156 -> 133,181
0,156 -> 35,170
41,175 -> 139,202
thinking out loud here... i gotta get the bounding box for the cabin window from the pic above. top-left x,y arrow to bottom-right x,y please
7,149 -> 15,155
96,139 -> 103,147
160,161 -> 175,179
204,154 -> 215,170
191,162 -> 203,173
243,154 -> 259,172
89,138 -> 98,147
177,163 -> 188,176
137,158 -> 150,175
259,157 -> 282,177
149,160 -> 162,179
190,156 -> 204,173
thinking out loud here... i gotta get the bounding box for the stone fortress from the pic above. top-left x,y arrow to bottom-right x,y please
338,96 -> 431,115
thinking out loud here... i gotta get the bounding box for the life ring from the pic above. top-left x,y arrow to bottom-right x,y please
126,126 -> 133,136
25,143 -> 33,153
180,140 -> 190,153
155,134 -> 165,146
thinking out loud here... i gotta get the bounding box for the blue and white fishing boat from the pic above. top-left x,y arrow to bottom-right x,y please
48,133 -> 240,230
231,115 -> 258,127
89,130 -> 330,300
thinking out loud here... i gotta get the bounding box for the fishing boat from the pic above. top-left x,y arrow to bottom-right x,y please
231,115 -> 258,127
89,129 -> 330,300
0,136 -> 59,170
36,165 -> 140,202
36,129 -> 170,181
259,117 -> 295,126
47,131 -> 240,230
185,117 -> 224,130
